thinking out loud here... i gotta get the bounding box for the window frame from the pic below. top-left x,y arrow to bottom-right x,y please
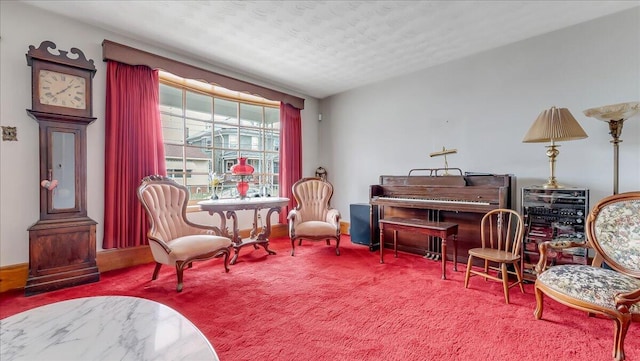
159,72 -> 280,205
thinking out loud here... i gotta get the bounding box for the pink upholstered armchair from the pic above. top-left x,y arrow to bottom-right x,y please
288,177 -> 341,256
137,175 -> 232,292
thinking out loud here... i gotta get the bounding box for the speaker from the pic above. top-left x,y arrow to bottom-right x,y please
350,203 -> 376,248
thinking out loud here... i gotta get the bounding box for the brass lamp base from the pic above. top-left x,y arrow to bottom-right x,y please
542,143 -> 563,189
542,180 -> 563,189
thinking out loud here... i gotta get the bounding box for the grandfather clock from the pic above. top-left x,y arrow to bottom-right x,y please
25,41 -> 99,296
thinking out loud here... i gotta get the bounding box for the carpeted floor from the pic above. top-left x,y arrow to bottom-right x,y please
1,236 -> 637,361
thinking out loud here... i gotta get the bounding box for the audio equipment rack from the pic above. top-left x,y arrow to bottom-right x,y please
521,186 -> 589,280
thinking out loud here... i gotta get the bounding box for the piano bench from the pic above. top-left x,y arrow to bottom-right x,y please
379,217 -> 458,280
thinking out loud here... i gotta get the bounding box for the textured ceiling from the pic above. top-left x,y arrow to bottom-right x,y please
21,1 -> 640,99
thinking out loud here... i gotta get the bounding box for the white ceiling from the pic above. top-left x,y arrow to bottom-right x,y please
21,1 -> 640,99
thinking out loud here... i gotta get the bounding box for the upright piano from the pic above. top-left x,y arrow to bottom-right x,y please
369,169 -> 515,263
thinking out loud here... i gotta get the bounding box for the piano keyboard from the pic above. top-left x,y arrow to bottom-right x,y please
372,196 -> 491,206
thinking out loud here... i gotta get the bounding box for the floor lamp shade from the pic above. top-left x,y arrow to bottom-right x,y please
583,101 -> 640,194
523,106 -> 588,189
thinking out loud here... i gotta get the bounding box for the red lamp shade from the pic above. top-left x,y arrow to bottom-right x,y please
230,157 -> 254,176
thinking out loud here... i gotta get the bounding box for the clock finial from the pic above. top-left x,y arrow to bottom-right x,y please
27,40 -> 96,74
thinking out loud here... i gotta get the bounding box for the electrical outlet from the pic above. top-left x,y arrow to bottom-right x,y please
1,126 -> 17,141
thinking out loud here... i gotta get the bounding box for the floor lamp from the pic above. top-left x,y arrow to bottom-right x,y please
522,106 -> 588,189
583,101 -> 640,195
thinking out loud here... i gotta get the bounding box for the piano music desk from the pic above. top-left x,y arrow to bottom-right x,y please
379,217 -> 458,279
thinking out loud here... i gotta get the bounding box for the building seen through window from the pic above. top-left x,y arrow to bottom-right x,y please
159,72 -> 280,202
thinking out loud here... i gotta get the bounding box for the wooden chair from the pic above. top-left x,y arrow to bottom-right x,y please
464,208 -> 525,304
287,177 -> 341,256
137,175 -> 232,292
534,191 -> 640,361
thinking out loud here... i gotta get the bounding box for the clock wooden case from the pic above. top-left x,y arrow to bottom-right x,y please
25,41 -> 99,296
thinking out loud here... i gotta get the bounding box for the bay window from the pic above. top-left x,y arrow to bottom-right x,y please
159,72 -> 280,202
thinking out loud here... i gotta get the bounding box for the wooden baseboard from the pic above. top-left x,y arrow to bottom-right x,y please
96,245 -> 155,273
270,223 -> 289,238
0,224 -> 291,294
0,246 -> 156,294
340,221 -> 350,235
0,263 -> 29,293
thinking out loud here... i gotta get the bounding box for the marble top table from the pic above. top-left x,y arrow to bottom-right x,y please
199,197 -> 289,264
0,296 -> 219,361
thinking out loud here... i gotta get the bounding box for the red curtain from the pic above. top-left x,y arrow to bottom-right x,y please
103,61 -> 166,249
278,102 -> 302,224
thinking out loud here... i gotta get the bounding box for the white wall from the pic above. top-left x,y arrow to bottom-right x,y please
321,7 -> 640,222
1,3 -> 638,268
0,1 -> 320,266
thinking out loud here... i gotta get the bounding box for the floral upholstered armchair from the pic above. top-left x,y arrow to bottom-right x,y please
288,177 -> 341,256
533,191 -> 640,361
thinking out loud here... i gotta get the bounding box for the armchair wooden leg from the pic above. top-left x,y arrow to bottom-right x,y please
152,262 -> 162,280
222,250 -> 230,273
613,314 -> 631,361
175,261 -> 185,293
291,238 -> 296,256
335,238 -> 340,256
533,287 -> 544,320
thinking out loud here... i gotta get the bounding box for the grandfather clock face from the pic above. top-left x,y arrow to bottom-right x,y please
38,70 -> 87,110
27,40 -> 95,118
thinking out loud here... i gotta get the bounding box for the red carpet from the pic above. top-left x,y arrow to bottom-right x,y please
1,236 -> 637,361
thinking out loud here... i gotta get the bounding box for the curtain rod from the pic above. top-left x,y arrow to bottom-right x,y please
102,39 -> 305,110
